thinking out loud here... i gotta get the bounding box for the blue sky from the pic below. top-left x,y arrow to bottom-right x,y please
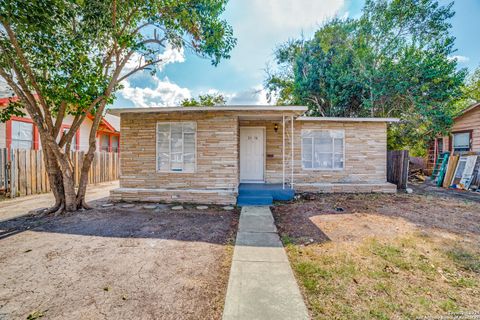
112,0 -> 480,108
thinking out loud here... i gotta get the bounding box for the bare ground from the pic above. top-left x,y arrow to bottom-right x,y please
0,204 -> 239,320
273,191 -> 480,244
272,191 -> 480,319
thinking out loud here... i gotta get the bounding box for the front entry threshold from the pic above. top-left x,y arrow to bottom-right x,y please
239,180 -> 265,184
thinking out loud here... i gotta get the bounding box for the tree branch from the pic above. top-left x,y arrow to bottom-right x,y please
116,58 -> 163,83
53,101 -> 67,138
0,19 -> 54,131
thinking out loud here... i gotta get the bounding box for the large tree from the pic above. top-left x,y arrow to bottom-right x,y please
0,0 -> 236,213
454,66 -> 480,112
265,0 -> 466,153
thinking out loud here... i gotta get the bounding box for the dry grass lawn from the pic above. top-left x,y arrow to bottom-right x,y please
272,192 -> 480,320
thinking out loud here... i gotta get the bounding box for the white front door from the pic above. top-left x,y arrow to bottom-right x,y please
240,127 -> 265,182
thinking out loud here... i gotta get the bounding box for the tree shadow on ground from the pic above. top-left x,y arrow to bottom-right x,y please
0,200 -> 239,245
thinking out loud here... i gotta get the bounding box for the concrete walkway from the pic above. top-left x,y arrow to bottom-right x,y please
223,206 -> 309,320
0,181 -> 119,222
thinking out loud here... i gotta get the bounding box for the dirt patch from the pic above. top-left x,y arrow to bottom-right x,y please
272,192 -> 480,243
272,192 -> 480,319
0,204 -> 239,320
310,213 -> 418,242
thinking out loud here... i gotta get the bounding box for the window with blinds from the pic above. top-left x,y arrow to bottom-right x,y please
156,122 -> 196,173
301,130 -> 344,170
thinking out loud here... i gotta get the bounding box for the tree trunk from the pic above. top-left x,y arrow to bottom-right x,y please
75,101 -> 108,209
39,134 -> 80,213
75,147 -> 95,209
42,145 -> 65,214
61,155 -> 78,212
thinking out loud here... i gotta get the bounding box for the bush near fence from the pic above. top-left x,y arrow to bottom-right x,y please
0,148 -> 119,198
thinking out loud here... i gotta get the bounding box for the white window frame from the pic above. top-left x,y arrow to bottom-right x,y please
301,129 -> 345,171
452,132 -> 471,152
11,120 -> 34,150
156,121 -> 197,173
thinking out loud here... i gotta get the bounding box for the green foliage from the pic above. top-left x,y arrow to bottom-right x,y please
0,98 -> 25,122
453,66 -> 480,113
265,0 -> 466,150
0,0 -> 236,120
447,247 -> 480,273
180,93 -> 226,106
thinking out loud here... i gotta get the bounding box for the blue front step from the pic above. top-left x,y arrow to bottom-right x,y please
237,183 -> 295,206
237,195 -> 273,206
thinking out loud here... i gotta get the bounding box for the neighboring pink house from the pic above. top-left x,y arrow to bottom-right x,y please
427,102 -> 480,172
0,97 -> 120,152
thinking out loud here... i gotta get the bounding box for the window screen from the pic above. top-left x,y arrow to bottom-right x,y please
157,122 -> 196,172
453,132 -> 470,152
11,121 -> 33,150
301,130 -> 344,170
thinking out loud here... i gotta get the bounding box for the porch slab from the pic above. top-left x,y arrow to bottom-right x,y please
237,183 -> 295,206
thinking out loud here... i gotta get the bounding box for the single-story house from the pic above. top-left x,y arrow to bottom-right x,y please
441,102 -> 480,154
0,97 -> 121,152
427,102 -> 480,171
108,106 -> 398,205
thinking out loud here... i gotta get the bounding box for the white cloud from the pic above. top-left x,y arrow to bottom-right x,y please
0,79 -> 13,98
448,55 -> 470,63
120,76 -> 191,107
223,0 -> 346,80
122,44 -> 185,76
248,0 -> 345,30
119,44 -> 189,107
227,86 -> 270,105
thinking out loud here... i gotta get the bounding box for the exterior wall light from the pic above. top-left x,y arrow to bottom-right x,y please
274,123 -> 279,133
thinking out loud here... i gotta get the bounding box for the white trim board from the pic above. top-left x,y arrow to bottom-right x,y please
109,105 -> 308,115
296,116 -> 400,122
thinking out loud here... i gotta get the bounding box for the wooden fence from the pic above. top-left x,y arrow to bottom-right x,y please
1,148 -> 119,198
387,150 -> 409,190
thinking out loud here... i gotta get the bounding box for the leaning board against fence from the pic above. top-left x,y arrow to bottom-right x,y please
3,148 -> 119,198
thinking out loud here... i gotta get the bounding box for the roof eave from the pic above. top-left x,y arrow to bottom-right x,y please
107,105 -> 308,116
454,102 -> 480,120
296,116 -> 400,123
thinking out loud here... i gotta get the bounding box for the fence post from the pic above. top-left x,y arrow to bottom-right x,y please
10,149 -> 16,198
2,149 -> 119,198
387,150 -> 409,190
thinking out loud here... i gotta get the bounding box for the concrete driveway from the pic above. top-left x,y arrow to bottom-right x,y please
0,181 -> 119,222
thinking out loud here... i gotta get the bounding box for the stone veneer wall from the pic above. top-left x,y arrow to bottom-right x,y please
119,111 -> 239,191
238,120 -> 392,187
293,121 -> 389,184
113,114 -> 396,204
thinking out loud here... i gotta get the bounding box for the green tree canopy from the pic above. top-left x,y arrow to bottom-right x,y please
454,66 -> 480,113
181,93 -> 227,106
0,0 -> 236,212
265,0 -> 466,154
